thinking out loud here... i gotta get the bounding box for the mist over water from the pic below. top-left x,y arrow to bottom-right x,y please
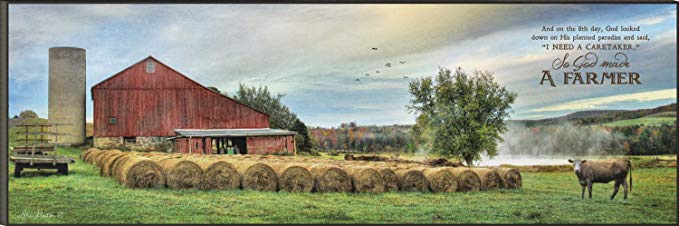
476,122 -> 627,166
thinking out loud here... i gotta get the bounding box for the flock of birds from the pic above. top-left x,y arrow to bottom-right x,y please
355,47 -> 409,82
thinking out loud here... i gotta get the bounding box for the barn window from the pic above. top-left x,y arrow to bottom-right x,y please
123,137 -> 136,144
146,60 -> 155,73
109,117 -> 117,125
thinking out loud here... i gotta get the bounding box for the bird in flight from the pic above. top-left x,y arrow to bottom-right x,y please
371,47 -> 379,51
402,76 -> 409,79
399,61 -> 406,64
385,63 -> 391,68
355,78 -> 361,82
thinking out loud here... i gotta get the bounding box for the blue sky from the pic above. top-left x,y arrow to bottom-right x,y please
8,4 -> 677,127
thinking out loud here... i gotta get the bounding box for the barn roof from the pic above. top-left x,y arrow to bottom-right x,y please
90,55 -> 269,117
174,128 -> 297,137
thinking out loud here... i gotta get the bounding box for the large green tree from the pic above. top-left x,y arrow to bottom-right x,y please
19,110 -> 38,119
233,83 -> 298,130
407,67 -> 517,166
291,119 -> 312,152
232,83 -> 312,152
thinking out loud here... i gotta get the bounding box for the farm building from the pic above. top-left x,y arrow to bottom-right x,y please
91,56 -> 297,155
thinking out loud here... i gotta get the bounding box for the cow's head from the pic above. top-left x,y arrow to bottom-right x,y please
568,159 -> 587,175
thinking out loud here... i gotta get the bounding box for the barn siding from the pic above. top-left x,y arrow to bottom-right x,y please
246,136 -> 295,155
175,136 -> 294,155
92,57 -> 270,137
175,137 -> 213,154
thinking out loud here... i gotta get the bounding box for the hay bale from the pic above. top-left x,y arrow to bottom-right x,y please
232,161 -> 278,191
420,167 -> 458,192
112,153 -> 141,180
82,148 -> 98,160
94,150 -> 113,167
118,156 -> 165,188
268,162 -> 314,192
102,152 -> 130,177
493,167 -> 522,189
394,169 -> 429,192
96,150 -> 123,175
308,165 -> 353,193
446,167 -> 481,192
469,168 -> 502,190
345,166 -> 385,193
84,149 -> 103,164
189,157 -> 241,190
158,158 -> 203,189
377,168 -> 399,192
96,150 -> 123,168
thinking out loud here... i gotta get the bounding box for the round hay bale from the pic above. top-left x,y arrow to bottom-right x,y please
377,168 -> 399,192
97,150 -> 123,174
420,167 -> 458,192
94,150 -> 111,167
88,149 -> 105,164
345,166 -> 385,193
147,154 -> 183,162
189,157 -> 241,190
96,150 -> 123,168
82,148 -> 98,160
394,169 -> 429,192
268,162 -> 314,192
493,167 -> 522,189
84,149 -> 103,164
233,161 -> 278,191
445,167 -> 481,192
469,168 -> 502,190
118,156 -> 165,188
102,152 -> 130,177
308,165 -> 353,193
158,158 -> 203,189
112,153 -> 141,181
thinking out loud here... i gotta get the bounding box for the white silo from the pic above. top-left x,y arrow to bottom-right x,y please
48,47 -> 86,145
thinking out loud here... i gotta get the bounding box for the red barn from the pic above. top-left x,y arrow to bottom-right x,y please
91,56 -> 296,155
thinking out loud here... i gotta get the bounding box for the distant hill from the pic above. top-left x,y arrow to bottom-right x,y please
513,103 -> 676,126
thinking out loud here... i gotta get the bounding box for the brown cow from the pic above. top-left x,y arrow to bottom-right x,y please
567,159 -> 632,200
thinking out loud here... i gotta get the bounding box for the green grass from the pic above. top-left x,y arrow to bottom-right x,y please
644,111 -> 677,118
8,147 -> 677,224
604,116 -> 675,127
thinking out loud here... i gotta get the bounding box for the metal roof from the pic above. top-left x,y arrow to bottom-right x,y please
174,128 -> 297,137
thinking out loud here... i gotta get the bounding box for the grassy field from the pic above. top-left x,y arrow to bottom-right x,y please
604,112 -> 676,127
7,147 -> 677,224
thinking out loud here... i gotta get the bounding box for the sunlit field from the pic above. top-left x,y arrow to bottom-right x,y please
8,147 -> 676,224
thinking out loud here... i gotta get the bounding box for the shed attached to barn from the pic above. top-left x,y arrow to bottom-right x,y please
91,56 -> 296,155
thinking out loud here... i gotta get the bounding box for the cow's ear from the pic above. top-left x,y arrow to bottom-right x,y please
568,159 -> 573,163
581,160 -> 587,163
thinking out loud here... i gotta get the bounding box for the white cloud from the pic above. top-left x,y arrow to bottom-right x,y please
637,8 -> 675,25
531,88 -> 677,112
8,5 -> 677,125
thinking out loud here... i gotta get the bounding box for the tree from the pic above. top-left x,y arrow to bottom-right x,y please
291,119 -> 312,152
407,67 -> 517,166
206,86 -> 221,93
232,83 -> 299,130
19,110 -> 38,118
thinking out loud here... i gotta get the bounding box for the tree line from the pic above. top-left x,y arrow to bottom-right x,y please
309,122 -> 415,153
613,124 -> 676,155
